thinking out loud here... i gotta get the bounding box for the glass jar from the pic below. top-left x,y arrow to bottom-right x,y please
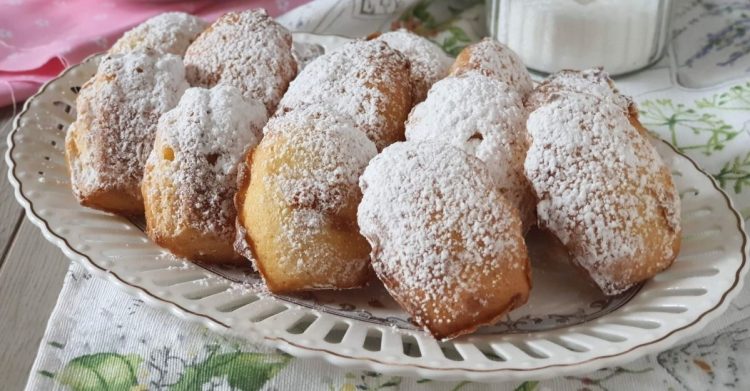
486,0 -> 673,76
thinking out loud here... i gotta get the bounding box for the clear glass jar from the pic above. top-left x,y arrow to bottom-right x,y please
486,0 -> 673,76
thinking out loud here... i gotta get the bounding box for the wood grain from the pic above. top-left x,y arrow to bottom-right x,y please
0,221 -> 69,391
0,105 -> 70,390
0,105 -> 24,268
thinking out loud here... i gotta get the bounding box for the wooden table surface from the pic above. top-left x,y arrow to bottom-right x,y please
0,104 -> 70,391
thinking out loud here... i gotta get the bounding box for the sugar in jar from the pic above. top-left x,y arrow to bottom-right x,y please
486,0 -> 673,75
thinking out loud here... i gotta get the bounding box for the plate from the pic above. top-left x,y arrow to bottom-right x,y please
5,33 -> 749,382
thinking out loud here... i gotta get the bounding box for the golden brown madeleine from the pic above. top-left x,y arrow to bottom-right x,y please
525,91 -> 681,296
524,68 -> 650,137
142,86 -> 267,263
109,12 -> 207,56
184,9 -> 296,115
523,68 -> 630,123
276,39 -> 412,151
65,49 -> 188,215
358,141 -> 531,340
235,108 -> 377,292
406,73 -> 536,230
450,37 -> 533,96
372,29 -> 452,103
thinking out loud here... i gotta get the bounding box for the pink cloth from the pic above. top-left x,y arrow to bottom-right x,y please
0,0 -> 308,107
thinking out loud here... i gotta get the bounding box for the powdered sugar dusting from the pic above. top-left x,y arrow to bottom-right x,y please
259,108 -> 377,282
110,12 -> 207,56
266,108 -> 376,215
524,90 -> 681,295
184,9 -> 296,115
406,73 -> 535,228
525,68 -> 631,114
450,38 -> 533,96
145,86 -> 267,238
376,29 -> 451,103
358,141 -> 527,333
277,39 -> 409,150
227,280 -> 270,297
67,49 -> 187,203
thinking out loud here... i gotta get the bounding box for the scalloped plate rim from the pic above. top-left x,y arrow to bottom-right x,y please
5,33 -> 749,382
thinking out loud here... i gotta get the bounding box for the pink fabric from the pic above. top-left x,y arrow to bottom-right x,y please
0,0 -> 308,106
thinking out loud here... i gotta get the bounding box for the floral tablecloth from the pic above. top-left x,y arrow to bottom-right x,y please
25,1 -> 750,390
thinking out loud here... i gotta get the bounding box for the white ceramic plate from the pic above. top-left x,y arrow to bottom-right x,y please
5,33 -> 749,382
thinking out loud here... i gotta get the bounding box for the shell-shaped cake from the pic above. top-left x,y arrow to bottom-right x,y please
406,73 -> 536,229
450,37 -> 533,96
65,49 -> 188,215
358,141 -> 531,339
525,68 -> 647,136
110,12 -> 207,56
373,29 -> 452,103
142,86 -> 267,263
277,40 -> 412,151
525,78 -> 681,295
235,108 -> 378,292
184,9 -> 297,115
